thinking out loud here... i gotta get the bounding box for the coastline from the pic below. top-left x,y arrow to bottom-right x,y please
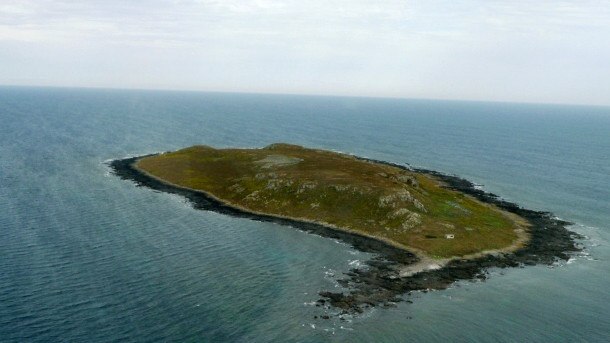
109,154 -> 582,314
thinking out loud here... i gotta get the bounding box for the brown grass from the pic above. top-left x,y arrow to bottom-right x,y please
136,143 -> 526,259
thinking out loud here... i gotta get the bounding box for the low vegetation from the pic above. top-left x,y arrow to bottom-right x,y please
136,144 -> 525,258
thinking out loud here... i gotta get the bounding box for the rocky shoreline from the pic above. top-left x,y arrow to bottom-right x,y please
109,155 -> 582,315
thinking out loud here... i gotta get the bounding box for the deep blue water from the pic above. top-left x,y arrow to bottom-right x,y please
0,86 -> 609,342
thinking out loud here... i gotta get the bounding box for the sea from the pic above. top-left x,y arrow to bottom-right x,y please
0,86 -> 608,342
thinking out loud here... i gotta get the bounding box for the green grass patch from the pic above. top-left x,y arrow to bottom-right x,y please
136,144 -> 523,258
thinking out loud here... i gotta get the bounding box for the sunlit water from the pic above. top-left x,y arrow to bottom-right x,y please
1,87 -> 608,342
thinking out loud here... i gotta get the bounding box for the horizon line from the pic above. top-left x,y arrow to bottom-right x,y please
1,83 -> 609,109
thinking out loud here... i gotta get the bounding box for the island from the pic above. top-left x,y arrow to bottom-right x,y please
110,143 -> 581,314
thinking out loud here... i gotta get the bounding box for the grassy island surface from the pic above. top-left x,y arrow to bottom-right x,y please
135,144 -> 528,259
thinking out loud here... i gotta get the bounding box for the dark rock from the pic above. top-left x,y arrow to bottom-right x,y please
109,155 -> 582,316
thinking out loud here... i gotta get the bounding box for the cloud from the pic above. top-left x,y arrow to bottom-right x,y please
0,1 -> 609,105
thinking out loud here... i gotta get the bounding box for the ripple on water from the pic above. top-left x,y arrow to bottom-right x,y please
1,90 -> 609,342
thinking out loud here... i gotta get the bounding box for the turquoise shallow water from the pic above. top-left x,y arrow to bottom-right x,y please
0,87 -> 609,342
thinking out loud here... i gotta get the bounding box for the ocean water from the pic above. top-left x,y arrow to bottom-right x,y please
0,86 -> 608,342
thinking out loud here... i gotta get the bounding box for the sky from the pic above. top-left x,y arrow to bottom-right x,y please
1,0 -> 609,106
